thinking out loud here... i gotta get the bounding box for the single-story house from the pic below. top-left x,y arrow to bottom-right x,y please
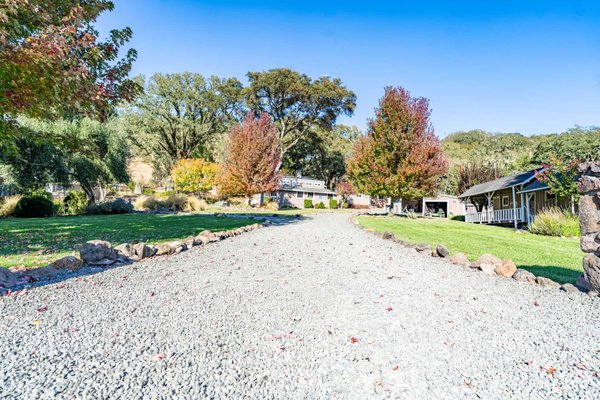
458,168 -> 572,227
271,176 -> 338,208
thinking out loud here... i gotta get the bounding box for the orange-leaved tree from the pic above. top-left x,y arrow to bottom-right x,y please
218,113 -> 281,204
347,86 -> 447,205
171,159 -> 219,195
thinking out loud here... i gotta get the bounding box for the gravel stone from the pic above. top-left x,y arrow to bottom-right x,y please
1,213 -> 599,399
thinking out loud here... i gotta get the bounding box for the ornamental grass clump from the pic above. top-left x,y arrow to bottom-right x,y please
0,195 -> 21,217
529,207 -> 579,237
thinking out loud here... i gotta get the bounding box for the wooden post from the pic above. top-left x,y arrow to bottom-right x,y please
511,186 -> 518,229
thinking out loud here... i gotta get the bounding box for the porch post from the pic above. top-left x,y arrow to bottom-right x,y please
511,186 -> 518,229
525,193 -> 532,225
520,191 -> 524,223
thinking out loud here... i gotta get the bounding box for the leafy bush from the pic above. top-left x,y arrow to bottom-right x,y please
134,193 -> 199,212
329,199 -> 338,209
407,211 -> 418,219
63,191 -> 88,215
316,201 -> 326,209
15,192 -> 54,218
529,207 -> 579,237
162,193 -> 187,210
450,214 -> 465,222
87,198 -> 133,215
304,199 -> 314,208
342,202 -> 350,209
0,195 -> 21,217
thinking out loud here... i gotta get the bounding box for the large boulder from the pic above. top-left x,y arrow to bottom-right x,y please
194,235 -> 210,246
133,243 -> 156,260
167,241 -> 187,254
512,268 -> 536,283
471,254 -> 502,269
155,243 -> 173,256
51,256 -> 83,270
115,243 -> 135,259
578,194 -> 600,235
80,240 -> 117,266
536,276 -> 561,289
449,252 -> 470,267
479,264 -> 496,275
583,254 -> 600,291
182,236 -> 196,249
576,274 -> 590,292
560,283 -> 581,294
382,231 -> 394,240
415,243 -> 431,253
495,260 -> 517,278
577,175 -> 600,193
580,233 -> 600,253
27,265 -> 60,281
199,230 -> 215,239
0,268 -> 17,288
436,244 -> 450,258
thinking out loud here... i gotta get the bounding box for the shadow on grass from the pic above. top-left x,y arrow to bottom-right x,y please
2,214 -> 306,293
519,265 -> 581,285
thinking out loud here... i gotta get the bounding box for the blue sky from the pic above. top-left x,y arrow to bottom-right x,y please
97,0 -> 600,137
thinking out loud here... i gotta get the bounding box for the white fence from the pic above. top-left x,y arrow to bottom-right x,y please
465,208 -> 524,224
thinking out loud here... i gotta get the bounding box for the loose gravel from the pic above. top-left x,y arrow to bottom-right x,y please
1,213 -> 599,399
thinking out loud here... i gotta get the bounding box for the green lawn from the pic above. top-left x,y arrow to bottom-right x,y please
356,216 -> 583,284
0,213 -> 259,268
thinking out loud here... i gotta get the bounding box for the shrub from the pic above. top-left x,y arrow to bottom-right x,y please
342,202 -> 350,209
329,199 -> 338,209
0,195 -> 21,217
87,198 -> 133,215
406,211 -> 418,219
184,196 -> 207,212
14,192 -> 54,218
134,195 -> 161,211
304,199 -> 314,208
316,201 -> 326,209
63,191 -> 88,215
529,207 -> 579,237
162,193 -> 187,210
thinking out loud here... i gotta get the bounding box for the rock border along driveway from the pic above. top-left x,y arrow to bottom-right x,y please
0,213 -> 599,399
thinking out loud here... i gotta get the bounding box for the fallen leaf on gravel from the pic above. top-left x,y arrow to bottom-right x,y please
392,365 -> 400,371
151,353 -> 166,362
574,362 -> 587,370
55,284 -> 65,289
525,360 -> 534,366
30,320 -> 43,325
386,307 -> 393,312
150,292 -> 156,297
534,301 -> 540,307
37,306 -> 48,312
350,337 -> 360,343
545,367 -> 557,375
444,340 -> 455,347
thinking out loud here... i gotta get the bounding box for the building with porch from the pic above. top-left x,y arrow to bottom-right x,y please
458,168 -> 573,227
271,176 -> 338,208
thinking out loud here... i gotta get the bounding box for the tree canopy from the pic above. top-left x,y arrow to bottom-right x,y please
0,0 -> 138,145
347,86 -> 447,201
123,72 -> 243,177
244,68 -> 356,171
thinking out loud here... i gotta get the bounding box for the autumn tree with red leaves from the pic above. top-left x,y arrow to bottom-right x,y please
218,113 -> 281,204
347,87 -> 447,204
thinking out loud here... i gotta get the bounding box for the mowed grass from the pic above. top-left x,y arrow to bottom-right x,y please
0,213 -> 258,268
356,216 -> 583,284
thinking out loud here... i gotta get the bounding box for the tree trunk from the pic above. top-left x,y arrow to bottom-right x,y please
82,184 -> 95,205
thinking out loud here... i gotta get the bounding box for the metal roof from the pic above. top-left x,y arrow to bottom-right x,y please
517,179 -> 549,194
458,169 -> 540,198
279,186 -> 336,195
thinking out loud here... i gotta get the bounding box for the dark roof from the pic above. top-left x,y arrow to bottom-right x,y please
458,169 -> 541,198
517,179 -> 549,194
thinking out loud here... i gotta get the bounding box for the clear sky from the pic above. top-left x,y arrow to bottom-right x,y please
97,0 -> 600,137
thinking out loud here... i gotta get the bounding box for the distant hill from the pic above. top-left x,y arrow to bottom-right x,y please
439,126 -> 600,195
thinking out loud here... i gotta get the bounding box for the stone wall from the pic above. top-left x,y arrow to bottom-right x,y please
578,161 -> 600,291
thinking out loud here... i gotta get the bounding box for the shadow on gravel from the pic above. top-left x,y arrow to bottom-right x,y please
1,215 -> 306,294
519,265 -> 580,285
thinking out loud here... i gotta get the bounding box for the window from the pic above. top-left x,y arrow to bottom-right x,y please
307,192 -> 313,198
502,196 -> 509,208
297,192 -> 303,198
328,194 -> 333,200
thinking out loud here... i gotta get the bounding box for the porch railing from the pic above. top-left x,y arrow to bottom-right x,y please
465,208 -> 524,224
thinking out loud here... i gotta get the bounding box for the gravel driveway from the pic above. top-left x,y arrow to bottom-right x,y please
1,213 -> 599,399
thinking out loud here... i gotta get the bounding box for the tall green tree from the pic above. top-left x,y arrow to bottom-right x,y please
0,1 -> 138,145
2,117 -> 130,204
244,68 -> 356,171
123,72 -> 243,178
532,126 -> 600,164
283,124 -> 360,188
347,87 -> 447,202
